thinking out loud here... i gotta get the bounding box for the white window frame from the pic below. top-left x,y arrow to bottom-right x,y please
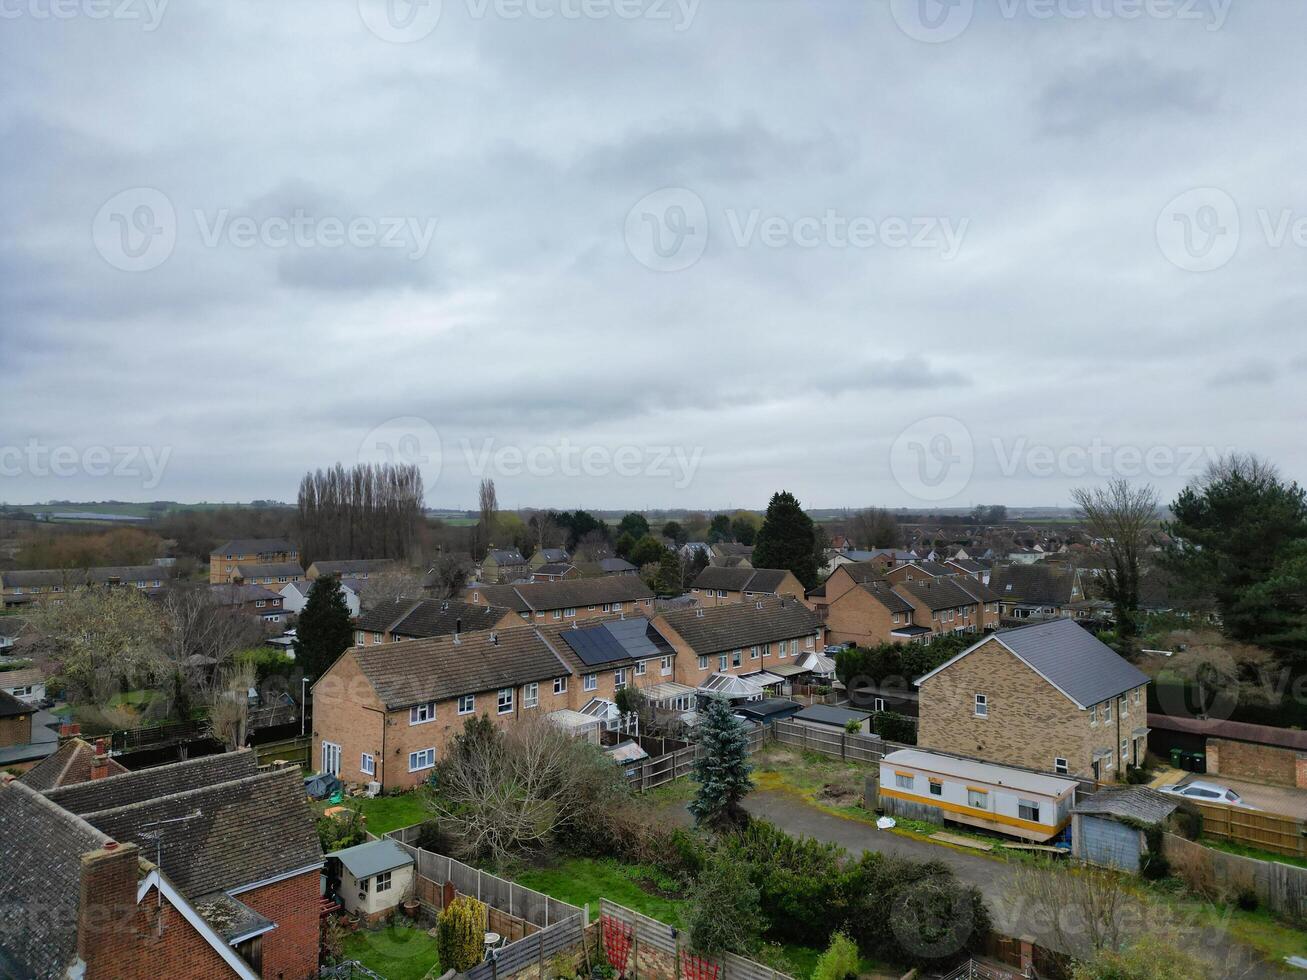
635,660 -> 647,676
524,682 -> 539,709
554,676 -> 568,695
660,656 -> 672,676
719,654 -> 728,671
698,655 -> 708,670
1054,757 -> 1069,775
614,668 -> 628,691
361,753 -> 375,776
584,673 -> 597,691
974,693 -> 988,718
497,688 -> 514,714
1018,799 -> 1040,822
374,871 -> 392,893
967,788 -> 989,809
408,748 -> 435,772
457,694 -> 475,715
1104,701 -> 1112,722
894,773 -> 913,790
874,698 -> 886,713
409,702 -> 435,725
564,607 -> 576,618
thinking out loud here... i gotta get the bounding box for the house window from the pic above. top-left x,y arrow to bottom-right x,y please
778,641 -> 787,658
1090,705 -> 1097,726
614,668 -> 628,691
409,702 -> 435,725
408,748 -> 435,772
698,656 -> 708,670
374,871 -> 393,893
661,656 -> 672,675
731,650 -> 742,667
967,788 -> 989,809
894,773 -> 913,790
1054,758 -> 1069,775
554,676 -> 568,695
635,660 -> 647,676
372,632 -> 383,644
762,644 -> 771,658
806,635 -> 815,648
564,607 -> 576,618
874,698 -> 886,713
553,609 -> 562,620
1121,739 -> 1130,766
255,600 -> 266,608
1103,701 -> 1112,722
497,688 -> 514,714
457,695 -> 475,715
929,780 -> 943,797
750,646 -> 760,660
719,654 -> 728,671
1018,800 -> 1040,822
524,683 -> 539,709
520,612 -> 530,620
613,602 -> 623,612
584,673 -> 597,691
588,605 -> 596,611
974,694 -> 988,718
361,753 -> 375,776
1119,696 -> 1128,717
602,603 -> 612,612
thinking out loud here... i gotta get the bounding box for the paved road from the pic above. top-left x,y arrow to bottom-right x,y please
738,790 -> 1293,979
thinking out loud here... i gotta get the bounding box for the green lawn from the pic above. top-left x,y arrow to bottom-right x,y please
514,857 -> 686,924
340,922 -> 440,980
318,793 -> 431,836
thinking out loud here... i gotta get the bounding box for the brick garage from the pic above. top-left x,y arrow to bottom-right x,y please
236,870 -> 321,980
1149,713 -> 1307,789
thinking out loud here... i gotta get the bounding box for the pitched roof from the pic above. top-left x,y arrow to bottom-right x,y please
856,582 -> 915,614
533,563 -> 574,576
1,565 -> 169,588
210,583 -> 283,605
0,667 -> 43,688
46,749 -> 260,815
887,560 -> 954,578
486,549 -> 526,565
0,780 -> 111,979
211,538 -> 296,556
537,548 -> 570,563
346,625 -> 571,710
657,597 -> 822,655
916,619 -> 1149,709
884,748 -> 1078,797
235,562 -> 303,578
834,561 -> 885,585
989,563 -> 1078,605
597,557 -> 637,573
19,738 -> 128,791
469,577 -> 654,613
1073,786 -> 1178,824
356,597 -> 510,637
895,576 -> 990,611
543,617 -> 675,672
309,559 -> 396,577
0,688 -> 33,718
1146,713 -> 1307,751
328,838 -> 414,879
692,566 -> 795,593
78,766 -> 321,898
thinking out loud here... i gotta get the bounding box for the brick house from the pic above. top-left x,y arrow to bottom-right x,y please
210,539 -> 299,585
881,560 -> 956,586
988,564 -> 1088,621
894,577 -> 1002,637
231,562 -> 305,592
1146,714 -> 1307,790
915,619 -> 1150,780
820,581 -> 930,647
311,625 -> 577,791
530,563 -> 580,582
540,616 -> 680,711
1,751 -> 322,979
353,597 -> 519,645
210,584 -> 287,625
1,565 -> 171,608
654,597 -> 825,690
479,548 -> 529,583
463,577 -> 656,624
689,566 -> 805,606
528,548 -> 571,570
19,736 -> 128,789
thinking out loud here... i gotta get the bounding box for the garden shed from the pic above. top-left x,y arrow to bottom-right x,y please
1072,786 -> 1178,873
326,839 -> 415,922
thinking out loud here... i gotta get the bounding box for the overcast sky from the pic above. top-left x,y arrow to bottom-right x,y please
2,0 -> 1305,511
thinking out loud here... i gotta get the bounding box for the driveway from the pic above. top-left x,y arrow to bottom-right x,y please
739,790 -> 1294,979
1175,774 -> 1307,818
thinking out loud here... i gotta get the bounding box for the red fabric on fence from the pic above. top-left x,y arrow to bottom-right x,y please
602,915 -> 633,974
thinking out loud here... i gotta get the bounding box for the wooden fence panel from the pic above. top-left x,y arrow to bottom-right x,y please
771,719 -> 885,764
599,900 -> 794,980
1187,800 -> 1307,859
464,916 -> 584,980
1164,833 -> 1307,920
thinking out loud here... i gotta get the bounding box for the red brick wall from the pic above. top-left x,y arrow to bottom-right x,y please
0,712 -> 32,746
1208,738 -> 1306,789
237,870 -> 321,980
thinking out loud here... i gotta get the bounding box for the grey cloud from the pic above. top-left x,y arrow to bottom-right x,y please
1035,55 -> 1219,136
1209,360 -> 1277,387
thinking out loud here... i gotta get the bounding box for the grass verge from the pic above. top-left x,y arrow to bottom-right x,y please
340,922 -> 440,980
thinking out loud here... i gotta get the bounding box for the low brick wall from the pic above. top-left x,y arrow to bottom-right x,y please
1208,738 -> 1307,789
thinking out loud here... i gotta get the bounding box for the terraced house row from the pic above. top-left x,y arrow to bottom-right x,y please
311,596 -> 826,789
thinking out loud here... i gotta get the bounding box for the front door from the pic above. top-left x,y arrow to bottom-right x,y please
321,740 -> 341,776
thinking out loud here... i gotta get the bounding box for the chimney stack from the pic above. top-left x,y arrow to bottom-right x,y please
77,841 -> 141,976
91,739 -> 110,780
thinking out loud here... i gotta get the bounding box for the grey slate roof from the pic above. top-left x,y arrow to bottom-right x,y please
990,564 -> 1078,606
469,577 -> 654,613
19,738 -> 127,791
235,561 -> 303,579
693,566 -> 795,594
956,619 -> 1149,708
545,617 -> 675,671
858,582 -> 915,614
533,563 -> 574,576
211,538 -> 296,556
793,704 -> 872,727
895,576 -> 990,612
1074,786 -> 1178,825
46,748 -> 260,815
658,597 -> 822,655
0,688 -> 32,718
348,625 -> 571,709
309,558 -> 396,577
329,838 -> 414,879
0,780 -> 111,980
598,557 -> 637,574
356,597 -> 510,638
79,766 -> 322,898
1,565 -> 169,588
210,583 -> 283,605
537,548 -> 570,563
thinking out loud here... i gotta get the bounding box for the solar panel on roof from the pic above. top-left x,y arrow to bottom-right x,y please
560,627 -> 631,668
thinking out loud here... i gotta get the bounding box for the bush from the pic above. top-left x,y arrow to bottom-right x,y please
316,809 -> 366,853
869,710 -> 917,744
682,850 -> 765,956
437,896 -> 486,972
1236,886 -> 1259,912
811,932 -> 859,980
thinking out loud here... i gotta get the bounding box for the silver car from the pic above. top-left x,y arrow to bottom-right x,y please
1158,780 -> 1259,810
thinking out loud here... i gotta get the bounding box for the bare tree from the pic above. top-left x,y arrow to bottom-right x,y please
1072,479 -> 1160,640
296,462 -> 425,567
526,510 -> 565,554
1017,864 -> 1133,958
848,507 -> 901,549
359,566 -> 430,611
207,659 -> 257,751
427,715 -> 628,863
159,583 -> 261,710
423,553 -> 470,599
